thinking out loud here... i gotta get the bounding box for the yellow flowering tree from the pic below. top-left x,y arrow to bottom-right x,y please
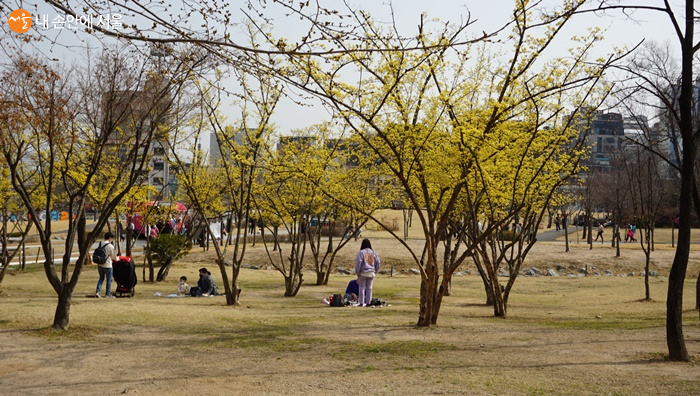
0,48 -> 201,330
270,2 -> 618,325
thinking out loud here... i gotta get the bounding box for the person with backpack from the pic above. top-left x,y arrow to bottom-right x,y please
355,239 -> 381,307
94,232 -> 118,298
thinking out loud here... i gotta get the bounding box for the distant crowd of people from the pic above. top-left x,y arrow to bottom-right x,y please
118,215 -> 189,243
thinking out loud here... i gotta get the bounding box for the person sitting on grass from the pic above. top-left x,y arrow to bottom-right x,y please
177,276 -> 190,296
197,267 -> 218,296
344,279 -> 359,303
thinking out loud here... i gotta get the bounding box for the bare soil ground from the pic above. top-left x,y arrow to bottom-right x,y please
1,217 -> 699,395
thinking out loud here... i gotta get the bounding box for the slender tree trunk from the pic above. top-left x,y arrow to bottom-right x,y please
696,277 -> 699,311
671,219 -> 675,248
273,225 -> 279,251
126,223 -> 133,257
0,260 -> 8,285
115,211 -> 122,256
644,250 -> 651,301
587,212 -> 593,249
667,220 -> 691,361
492,280 -> 506,318
147,250 -> 154,282
225,257 -> 240,306
156,257 -> 173,282
666,2 -> 694,361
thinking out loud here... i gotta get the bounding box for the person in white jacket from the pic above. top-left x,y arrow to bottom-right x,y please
354,239 -> 381,306
94,232 -> 118,298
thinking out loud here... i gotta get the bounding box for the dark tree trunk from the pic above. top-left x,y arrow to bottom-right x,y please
126,226 -> 133,256
587,211 -> 593,249
666,1 -> 694,361
316,271 -> 326,285
156,258 -> 173,282
283,272 -> 303,297
644,251 -> 651,301
484,283 -> 495,306
51,287 -> 72,330
667,224 -> 691,361
0,261 -> 8,285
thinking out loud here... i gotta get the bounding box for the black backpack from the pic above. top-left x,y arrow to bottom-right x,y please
330,294 -> 344,307
92,242 -> 110,265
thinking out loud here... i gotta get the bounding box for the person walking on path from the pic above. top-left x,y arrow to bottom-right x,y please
355,239 -> 381,307
595,223 -> 604,243
94,232 -> 118,298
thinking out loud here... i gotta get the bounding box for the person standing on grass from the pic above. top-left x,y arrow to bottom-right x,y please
94,232 -> 118,298
355,239 -> 381,307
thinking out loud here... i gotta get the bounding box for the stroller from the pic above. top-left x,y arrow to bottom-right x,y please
113,256 -> 137,297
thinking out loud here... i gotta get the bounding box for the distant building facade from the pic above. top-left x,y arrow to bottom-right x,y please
578,110 -> 624,173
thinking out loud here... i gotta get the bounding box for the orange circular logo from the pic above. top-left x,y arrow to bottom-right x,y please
8,9 -> 32,33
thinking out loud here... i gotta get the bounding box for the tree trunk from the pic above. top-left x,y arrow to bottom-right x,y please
587,212 -> 593,249
216,257 -> 235,306
283,272 -> 302,297
666,5 -> 694,360
156,258 -> 172,282
671,221 -> 675,248
491,280 -> 506,318
0,261 -> 8,285
146,249 -> 154,282
51,287 -> 72,331
226,285 -> 241,306
644,251 -> 650,301
696,276 -> 699,311
484,284 -> 495,306
667,231 -> 690,361
126,225 -> 133,256
316,271 -> 326,285
417,256 -> 440,326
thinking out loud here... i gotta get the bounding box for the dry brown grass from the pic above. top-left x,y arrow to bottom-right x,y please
1,215 -> 699,395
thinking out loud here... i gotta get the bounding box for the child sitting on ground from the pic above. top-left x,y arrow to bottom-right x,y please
177,276 -> 190,296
